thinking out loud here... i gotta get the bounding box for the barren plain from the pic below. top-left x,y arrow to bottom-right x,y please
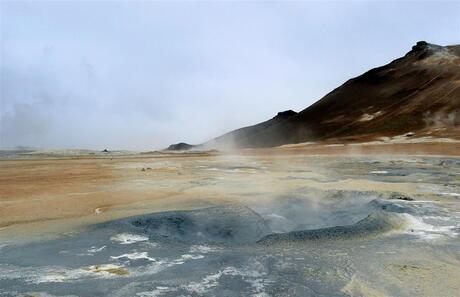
1,142 -> 460,296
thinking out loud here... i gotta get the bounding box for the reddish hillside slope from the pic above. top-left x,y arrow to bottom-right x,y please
201,42 -> 460,149
167,42 -> 459,150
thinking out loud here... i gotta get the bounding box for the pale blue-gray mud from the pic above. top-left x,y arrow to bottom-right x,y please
1,157 -> 460,297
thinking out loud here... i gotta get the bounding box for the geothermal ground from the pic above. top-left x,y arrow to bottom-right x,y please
1,142 -> 460,297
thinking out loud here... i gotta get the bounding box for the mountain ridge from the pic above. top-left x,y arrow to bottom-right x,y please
168,41 -> 460,150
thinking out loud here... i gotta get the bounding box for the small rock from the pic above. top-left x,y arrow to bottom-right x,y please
389,193 -> 414,201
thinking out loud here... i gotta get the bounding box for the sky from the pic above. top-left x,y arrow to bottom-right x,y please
1,1 -> 459,150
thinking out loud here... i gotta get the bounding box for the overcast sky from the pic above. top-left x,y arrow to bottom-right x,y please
1,1 -> 459,150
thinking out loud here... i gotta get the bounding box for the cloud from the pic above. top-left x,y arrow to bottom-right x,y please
1,1 -> 459,149
1,102 -> 50,147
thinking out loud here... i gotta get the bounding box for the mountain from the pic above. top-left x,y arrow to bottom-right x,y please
169,41 -> 460,150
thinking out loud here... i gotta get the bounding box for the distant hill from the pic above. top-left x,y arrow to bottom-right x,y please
169,41 -> 460,150
166,142 -> 195,151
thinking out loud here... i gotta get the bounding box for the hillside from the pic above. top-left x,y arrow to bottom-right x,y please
169,41 -> 460,150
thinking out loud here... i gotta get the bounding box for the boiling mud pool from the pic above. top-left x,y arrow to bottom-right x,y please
1,157 -> 460,297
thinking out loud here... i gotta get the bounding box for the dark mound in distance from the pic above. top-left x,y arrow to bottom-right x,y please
166,142 -> 195,151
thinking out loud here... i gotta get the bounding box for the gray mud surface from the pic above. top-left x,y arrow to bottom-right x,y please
1,156 -> 460,297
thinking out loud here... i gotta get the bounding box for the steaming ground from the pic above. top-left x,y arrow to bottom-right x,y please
1,147 -> 460,296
